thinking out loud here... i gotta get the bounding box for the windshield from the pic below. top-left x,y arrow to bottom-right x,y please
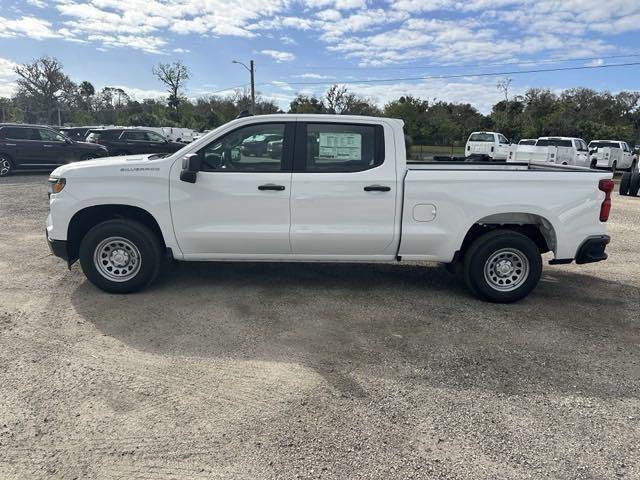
468,133 -> 495,142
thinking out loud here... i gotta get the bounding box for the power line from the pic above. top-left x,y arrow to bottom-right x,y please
260,52 -> 640,71
268,61 -> 640,87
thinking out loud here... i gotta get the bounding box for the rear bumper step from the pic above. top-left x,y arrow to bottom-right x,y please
575,235 -> 610,264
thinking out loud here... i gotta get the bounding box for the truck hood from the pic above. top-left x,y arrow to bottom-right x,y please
51,154 -> 169,178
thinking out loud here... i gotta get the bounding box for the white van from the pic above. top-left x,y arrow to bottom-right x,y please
508,137 -> 589,167
465,132 -> 510,161
588,140 -> 636,172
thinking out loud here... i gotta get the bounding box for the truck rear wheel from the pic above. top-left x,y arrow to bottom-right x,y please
630,173 -> 640,196
620,172 -> 631,196
463,230 -> 542,303
79,219 -> 162,293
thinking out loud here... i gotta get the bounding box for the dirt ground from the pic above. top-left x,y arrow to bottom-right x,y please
1,172 -> 639,479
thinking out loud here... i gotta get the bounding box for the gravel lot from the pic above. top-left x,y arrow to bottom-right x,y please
1,173 -> 639,479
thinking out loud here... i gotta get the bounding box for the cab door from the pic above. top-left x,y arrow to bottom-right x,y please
289,121 -> 398,258
170,122 -> 293,257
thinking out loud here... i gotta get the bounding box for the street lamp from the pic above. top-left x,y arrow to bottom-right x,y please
232,60 -> 255,114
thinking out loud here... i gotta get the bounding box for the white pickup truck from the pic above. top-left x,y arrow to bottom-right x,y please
465,131 -> 511,161
46,114 -> 614,303
508,137 -> 590,167
588,140 -> 637,172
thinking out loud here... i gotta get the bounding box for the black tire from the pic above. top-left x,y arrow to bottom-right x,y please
629,159 -> 638,173
113,151 -> 130,156
0,154 -> 13,177
80,153 -> 96,161
463,230 -> 542,303
611,161 -> 617,176
620,172 -> 631,196
590,158 -> 597,169
79,219 -> 162,293
630,173 -> 640,196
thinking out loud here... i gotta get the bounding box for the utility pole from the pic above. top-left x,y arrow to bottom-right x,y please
250,60 -> 255,115
232,59 -> 255,114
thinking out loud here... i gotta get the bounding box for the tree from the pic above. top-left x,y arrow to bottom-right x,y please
323,84 -> 381,116
14,56 -> 76,124
79,81 -> 95,112
289,94 -> 325,113
152,61 -> 190,115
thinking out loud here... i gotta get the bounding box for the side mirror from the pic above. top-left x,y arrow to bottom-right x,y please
180,154 -> 202,183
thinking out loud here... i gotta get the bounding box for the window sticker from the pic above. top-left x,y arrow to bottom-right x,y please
318,132 -> 362,161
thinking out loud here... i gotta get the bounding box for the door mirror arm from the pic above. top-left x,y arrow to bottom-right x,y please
180,153 -> 202,183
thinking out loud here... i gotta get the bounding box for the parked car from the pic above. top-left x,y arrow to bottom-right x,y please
508,136 -> 589,166
0,123 -> 108,176
588,140 -> 636,172
266,138 -> 283,158
46,114 -> 613,303
240,133 -> 283,157
465,131 -> 511,161
85,128 -> 185,156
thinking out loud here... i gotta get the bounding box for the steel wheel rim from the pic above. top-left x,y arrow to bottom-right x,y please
0,158 -> 10,176
93,236 -> 141,282
484,248 -> 529,292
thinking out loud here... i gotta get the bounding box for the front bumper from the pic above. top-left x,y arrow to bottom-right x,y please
46,231 -> 70,261
575,235 -> 610,264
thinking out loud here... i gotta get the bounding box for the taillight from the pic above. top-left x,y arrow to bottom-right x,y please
599,178 -> 614,222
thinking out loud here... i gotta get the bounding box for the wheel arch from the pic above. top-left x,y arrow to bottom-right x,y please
67,204 -> 167,262
457,212 -> 557,261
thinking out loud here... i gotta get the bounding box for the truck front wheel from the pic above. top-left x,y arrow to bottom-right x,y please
79,219 -> 162,293
463,230 -> 542,303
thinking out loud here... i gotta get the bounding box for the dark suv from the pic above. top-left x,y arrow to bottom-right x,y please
0,124 -> 109,177
86,129 -> 185,156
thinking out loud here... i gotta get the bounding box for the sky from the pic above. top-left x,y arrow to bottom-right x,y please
1,0 -> 639,113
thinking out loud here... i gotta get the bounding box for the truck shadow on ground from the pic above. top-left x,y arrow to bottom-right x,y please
71,261 -> 640,400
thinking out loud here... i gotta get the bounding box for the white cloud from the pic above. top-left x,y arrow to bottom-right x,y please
0,15 -> 60,40
280,35 -> 297,45
295,73 -> 334,79
25,0 -> 47,8
172,47 -> 191,53
0,57 -> 18,98
261,49 -> 296,62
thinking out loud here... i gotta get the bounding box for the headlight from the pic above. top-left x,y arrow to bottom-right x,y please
48,177 -> 66,195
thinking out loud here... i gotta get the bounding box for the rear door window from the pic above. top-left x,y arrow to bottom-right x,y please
299,123 -> 383,172
123,131 -> 148,142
